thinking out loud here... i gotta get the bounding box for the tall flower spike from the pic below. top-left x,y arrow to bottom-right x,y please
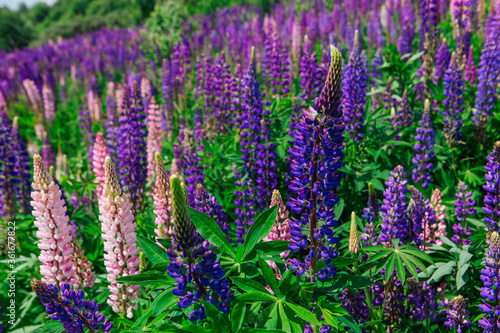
233,164 -> 255,244
194,184 -> 229,236
412,99 -> 435,189
349,212 -> 360,255
444,295 -> 472,331
433,38 -> 451,83
442,53 -> 464,146
379,165 -> 409,244
263,189 -> 291,258
428,189 -> 447,246
479,231 -> 500,330
146,96 -> 163,181
31,155 -> 75,288
483,142 -> 500,232
93,132 -> 109,198
153,153 -> 174,240
42,82 -> 55,123
464,45 -> 478,85
288,45 -> 344,282
342,30 -> 368,142
453,181 -> 475,245
362,182 -> 379,247
99,157 -> 140,318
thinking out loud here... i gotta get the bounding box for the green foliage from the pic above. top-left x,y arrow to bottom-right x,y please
0,8 -> 35,51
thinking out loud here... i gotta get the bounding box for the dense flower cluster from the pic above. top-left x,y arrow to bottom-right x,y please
442,54 -> 464,145
453,181 -> 475,245
479,231 -> 500,330
483,142 -> 500,232
412,100 -> 435,189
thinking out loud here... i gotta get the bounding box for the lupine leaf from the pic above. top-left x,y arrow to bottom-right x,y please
258,256 -> 278,295
238,292 -> 277,301
243,206 -> 278,258
231,276 -> 271,294
231,301 -> 246,333
428,262 -> 456,283
137,235 -> 170,265
284,302 -> 320,325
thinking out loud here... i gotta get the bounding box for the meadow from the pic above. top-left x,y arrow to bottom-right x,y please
1,0 -> 500,332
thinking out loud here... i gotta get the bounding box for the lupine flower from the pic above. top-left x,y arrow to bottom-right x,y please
379,165 -> 409,244
288,46 -> 344,281
412,99 -> 435,189
233,164 -> 255,244
263,26 -> 290,98
31,280 -> 113,332
342,30 -> 368,142
41,132 -> 55,167
99,157 -> 140,318
152,153 -> 174,240
453,181 -> 475,245
371,50 -> 383,86
349,212 -> 360,255
452,0 -> 472,65
161,58 -> 174,140
398,1 -> 416,57
42,82 -> 55,123
299,35 -> 322,101
443,53 -> 464,146
0,112 -> 18,219
263,189 -> 291,260
93,132 -> 109,198
464,45 -> 478,85
427,189 -> 447,245
361,183 -> 379,247
31,155 -> 75,288
117,82 -> 148,212
22,79 -> 42,113
443,295 -> 473,332
166,175 -> 232,321
10,117 -> 31,213
483,142 -> 500,232
479,231 -> 500,330
146,96 -> 162,181
105,83 -> 119,160
70,239 -> 96,289
420,0 -> 440,79
434,38 -> 451,83
407,279 -> 439,322
391,90 -> 412,140
194,184 -> 229,235
474,28 -> 500,128
340,289 -> 370,326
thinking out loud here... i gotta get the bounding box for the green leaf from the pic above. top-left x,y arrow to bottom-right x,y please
265,303 -> 279,329
439,236 -> 458,249
403,253 -> 430,276
398,253 -> 419,280
337,315 -> 362,333
231,276 -> 271,294
137,235 -> 170,265
201,300 -> 230,332
385,254 -> 396,281
456,263 -> 470,291
428,261 -> 457,283
399,246 -> 434,263
458,251 -> 473,267
231,301 -> 247,333
255,240 -> 291,255
238,292 -> 277,302
116,271 -> 174,285
259,256 -> 278,295
284,302 -> 320,326
278,302 -> 292,332
152,288 -> 176,316
395,255 -> 406,285
188,207 -> 235,258
244,206 -> 278,258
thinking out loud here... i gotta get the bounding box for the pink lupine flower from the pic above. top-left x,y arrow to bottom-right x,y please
425,189 -> 448,246
23,79 -> 42,112
42,83 -> 55,122
99,157 -> 140,318
93,133 -> 109,198
87,90 -> 102,121
152,153 -> 174,241
146,97 -> 163,181
31,155 -> 75,288
115,85 -> 124,116
71,241 -> 97,289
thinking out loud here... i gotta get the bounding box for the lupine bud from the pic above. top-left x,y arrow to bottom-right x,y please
170,175 -> 198,254
349,212 -> 360,255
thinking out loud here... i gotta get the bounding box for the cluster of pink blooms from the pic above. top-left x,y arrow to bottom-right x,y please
22,79 -> 42,112
42,83 -> 55,123
146,97 -> 163,181
98,156 -> 141,318
93,132 -> 109,198
423,189 -> 448,246
152,153 -> 174,241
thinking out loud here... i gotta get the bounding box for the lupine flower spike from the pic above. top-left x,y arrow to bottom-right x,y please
93,132 -> 109,198
453,181 -> 475,245
443,295 -> 472,332
99,157 -> 140,318
263,189 -> 291,259
152,153 -> 174,241
362,182 -> 379,247
412,99 -> 435,189
349,212 -> 360,255
479,231 -> 500,330
483,142 -> 500,232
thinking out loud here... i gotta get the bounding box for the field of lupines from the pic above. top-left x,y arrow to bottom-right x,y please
1,0 -> 500,332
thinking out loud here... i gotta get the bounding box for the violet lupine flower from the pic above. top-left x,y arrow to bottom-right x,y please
172,41 -> 192,95
146,96 -> 162,181
263,27 -> 290,98
408,185 -> 429,245
379,166 -> 409,244
420,0 -> 440,63
474,29 -> 500,128
0,112 -> 17,219
161,58 -> 174,139
233,164 -> 255,244
288,46 -> 344,282
443,54 -> 464,146
371,50 -> 383,86
117,82 -> 148,212
342,30 -> 368,142
41,132 -> 55,167
479,231 -> 500,331
99,157 -> 140,318
412,100 -> 435,189
452,0 -> 472,64
105,83 -> 119,161
398,1 -> 416,57
443,295 -> 473,332
166,175 -> 233,322
427,189 -> 447,246
11,117 -> 31,213
407,279 -> 439,322
92,132 -> 109,198
152,153 -> 174,240
299,35 -> 322,101
483,142 -> 500,232
340,289 -> 370,327
433,38 -> 451,83
31,155 -> 75,288
194,184 -> 229,235
31,280 -> 113,332
254,119 -> 278,211
42,82 -> 55,123
453,181 -> 475,245
464,45 -> 478,85
361,182 -> 379,247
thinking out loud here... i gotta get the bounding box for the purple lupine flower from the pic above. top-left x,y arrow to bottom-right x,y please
452,0 -> 472,63
194,184 -> 229,236
31,280 -> 113,332
483,142 -> 500,232
433,38 -> 451,83
161,58 -> 174,139
371,50 -> 383,86
367,10 -> 384,49
443,295 -> 473,332
409,185 -> 437,245
464,45 -> 478,85
211,52 -> 234,134
299,35 -> 322,101
41,132 -> 55,167
117,82 -> 147,212
172,40 -> 192,96
407,280 -> 439,322
78,102 -> 95,163
479,231 -> 500,330
342,30 -> 368,142
361,182 -> 379,247
263,27 -> 290,98
378,166 -> 409,244
288,46 -> 344,282
443,54 -> 464,146
398,1 -> 416,57
473,28 -> 500,128
233,164 -> 255,244
104,82 -> 118,160
340,289 -> 370,327
412,100 -> 435,189
420,0 -> 440,80
453,181 -> 475,245
0,111 -> 17,219
167,175 -> 232,321
10,117 -> 31,212
254,118 -> 278,211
